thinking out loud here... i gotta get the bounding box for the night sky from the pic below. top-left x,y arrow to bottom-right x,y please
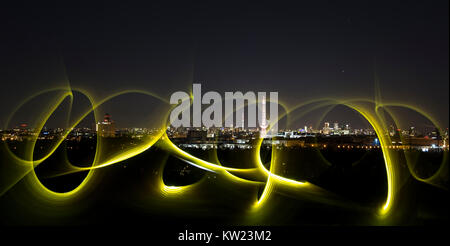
0,1 -> 448,129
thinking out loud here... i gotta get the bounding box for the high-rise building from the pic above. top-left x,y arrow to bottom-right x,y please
333,122 -> 339,130
344,124 -> 350,130
322,122 -> 331,134
96,113 -> 116,137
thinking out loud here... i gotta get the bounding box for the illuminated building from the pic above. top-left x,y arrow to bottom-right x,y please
333,122 -> 340,131
96,113 -> 116,137
323,122 -> 331,135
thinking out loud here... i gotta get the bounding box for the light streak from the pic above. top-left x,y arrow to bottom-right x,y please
0,85 -> 447,223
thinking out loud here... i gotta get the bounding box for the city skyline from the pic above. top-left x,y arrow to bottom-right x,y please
3,112 -> 447,152
2,116 -> 447,135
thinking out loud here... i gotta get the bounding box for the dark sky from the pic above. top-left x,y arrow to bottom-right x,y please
0,1 -> 448,130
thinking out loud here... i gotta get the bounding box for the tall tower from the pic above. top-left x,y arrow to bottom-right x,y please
260,95 -> 267,138
323,122 -> 330,135
241,111 -> 245,130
